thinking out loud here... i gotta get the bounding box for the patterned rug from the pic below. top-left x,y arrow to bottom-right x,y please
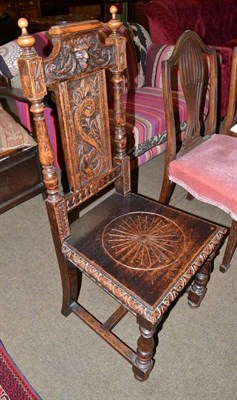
0,341 -> 41,400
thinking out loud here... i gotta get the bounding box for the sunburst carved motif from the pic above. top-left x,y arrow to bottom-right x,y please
102,212 -> 185,270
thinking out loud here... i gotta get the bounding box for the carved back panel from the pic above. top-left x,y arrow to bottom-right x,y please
162,31 -> 218,147
51,68 -> 112,191
44,23 -> 116,192
17,13 -> 129,207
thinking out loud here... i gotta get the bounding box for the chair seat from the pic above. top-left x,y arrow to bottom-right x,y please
63,192 -> 224,323
169,134 -> 237,220
109,87 -> 187,167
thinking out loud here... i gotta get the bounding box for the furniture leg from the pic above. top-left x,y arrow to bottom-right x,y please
46,203 -> 81,316
220,220 -> 237,273
159,177 -> 175,204
188,251 -> 215,308
132,316 -> 160,381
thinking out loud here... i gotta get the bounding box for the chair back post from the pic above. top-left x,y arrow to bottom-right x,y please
106,5 -> 131,195
161,59 -> 177,163
17,17 -> 60,204
223,47 -> 237,134
207,50 -> 218,135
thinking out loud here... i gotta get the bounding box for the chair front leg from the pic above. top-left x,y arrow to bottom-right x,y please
132,316 -> 160,381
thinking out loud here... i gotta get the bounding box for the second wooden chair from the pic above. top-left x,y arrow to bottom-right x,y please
159,32 -> 237,273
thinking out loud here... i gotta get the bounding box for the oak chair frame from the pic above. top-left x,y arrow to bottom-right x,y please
17,14 -> 226,381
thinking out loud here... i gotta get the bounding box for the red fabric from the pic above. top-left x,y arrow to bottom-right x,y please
0,341 -> 41,399
169,134 -> 237,220
198,0 -> 237,46
32,32 -> 53,58
224,39 -> 237,48
144,0 -> 237,117
216,46 -> 234,119
144,0 -> 204,45
145,0 -> 237,45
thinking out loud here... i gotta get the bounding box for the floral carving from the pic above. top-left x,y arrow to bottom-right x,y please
44,31 -> 114,83
71,75 -> 106,184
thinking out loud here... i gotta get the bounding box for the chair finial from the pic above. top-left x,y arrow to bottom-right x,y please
17,18 -> 35,51
108,5 -> 122,33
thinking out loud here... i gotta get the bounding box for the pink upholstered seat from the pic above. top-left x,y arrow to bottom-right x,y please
159,31 -> 237,273
169,134 -> 237,220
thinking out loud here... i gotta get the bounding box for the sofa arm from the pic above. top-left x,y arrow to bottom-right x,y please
145,43 -> 174,88
0,31 -> 52,89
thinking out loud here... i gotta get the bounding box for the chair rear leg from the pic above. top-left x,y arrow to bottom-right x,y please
188,250 -> 215,308
220,220 -> 237,273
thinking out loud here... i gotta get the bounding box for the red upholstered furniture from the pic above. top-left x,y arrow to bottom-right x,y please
144,0 -> 237,118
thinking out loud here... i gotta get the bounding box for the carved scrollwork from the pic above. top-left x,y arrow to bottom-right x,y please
44,31 -> 114,83
70,73 -> 109,184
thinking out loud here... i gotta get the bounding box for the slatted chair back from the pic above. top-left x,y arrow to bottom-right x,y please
162,30 -> 218,152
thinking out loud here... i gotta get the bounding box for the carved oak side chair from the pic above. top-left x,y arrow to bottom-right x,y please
159,32 -> 237,273
17,10 -> 226,381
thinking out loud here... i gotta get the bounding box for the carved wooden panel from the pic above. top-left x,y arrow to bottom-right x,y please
44,27 -> 115,85
102,212 -> 185,270
54,70 -> 112,191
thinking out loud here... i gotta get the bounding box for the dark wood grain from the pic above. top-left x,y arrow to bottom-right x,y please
17,12 -> 227,381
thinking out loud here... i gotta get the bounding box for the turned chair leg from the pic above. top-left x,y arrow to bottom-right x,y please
188,251 -> 215,308
132,316 -> 160,381
220,220 -> 237,273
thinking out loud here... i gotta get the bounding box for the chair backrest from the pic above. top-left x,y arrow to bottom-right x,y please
223,47 -> 237,134
162,30 -> 218,154
17,8 -> 131,216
